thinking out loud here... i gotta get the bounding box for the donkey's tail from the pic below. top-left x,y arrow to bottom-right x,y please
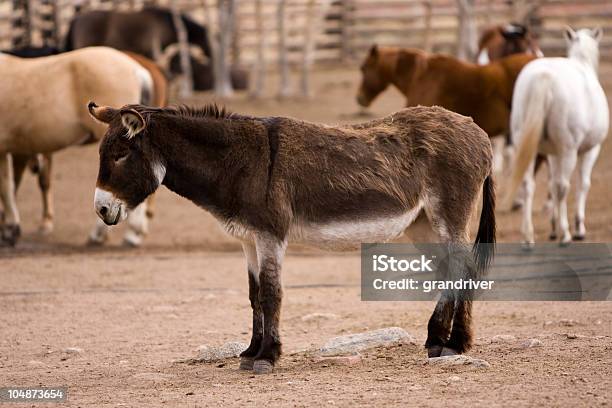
473,175 -> 496,276
505,73 -> 551,207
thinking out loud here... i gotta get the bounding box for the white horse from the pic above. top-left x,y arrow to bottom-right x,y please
507,27 -> 609,246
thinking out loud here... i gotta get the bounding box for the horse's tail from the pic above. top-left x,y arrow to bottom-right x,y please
135,65 -> 154,106
505,73 -> 551,208
473,174 -> 496,277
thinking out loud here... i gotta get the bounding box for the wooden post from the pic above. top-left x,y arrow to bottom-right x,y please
171,1 -> 194,97
214,0 -> 235,97
11,0 -> 32,48
456,0 -> 477,61
340,0 -> 354,62
422,0 -> 432,53
249,0 -> 266,98
277,0 -> 291,98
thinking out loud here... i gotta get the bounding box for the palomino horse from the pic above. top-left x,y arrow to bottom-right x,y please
88,102 -> 496,374
6,48 -> 167,246
477,23 -> 543,64
507,27 -> 609,246
356,45 -> 535,173
0,47 -> 153,246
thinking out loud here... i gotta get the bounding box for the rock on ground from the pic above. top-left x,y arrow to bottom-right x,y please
426,355 -> 490,368
319,327 -> 415,356
195,342 -> 248,362
521,338 -> 543,348
491,334 -> 517,343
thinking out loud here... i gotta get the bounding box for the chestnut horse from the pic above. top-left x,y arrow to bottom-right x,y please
88,102 -> 495,374
477,23 -> 542,64
356,46 -> 535,173
0,47 -> 153,246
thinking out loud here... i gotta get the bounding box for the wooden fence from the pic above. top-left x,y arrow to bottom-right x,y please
1,0 -> 611,63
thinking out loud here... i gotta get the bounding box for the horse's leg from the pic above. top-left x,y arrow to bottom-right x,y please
239,241 -> 263,371
0,153 -> 21,246
573,145 -> 600,241
11,154 -> 28,192
38,154 -> 54,234
521,160 -> 537,248
491,135 -> 505,175
550,150 -> 577,246
252,233 -> 286,374
123,202 -> 149,247
88,218 -> 109,246
547,158 -> 559,241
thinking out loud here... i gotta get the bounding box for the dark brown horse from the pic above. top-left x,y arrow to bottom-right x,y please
88,102 -> 495,374
477,23 -> 543,64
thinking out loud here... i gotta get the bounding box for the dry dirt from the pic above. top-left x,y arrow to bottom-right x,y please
1,66 -> 611,407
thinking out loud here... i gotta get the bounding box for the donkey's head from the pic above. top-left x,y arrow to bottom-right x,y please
565,27 -> 603,71
88,102 -> 165,225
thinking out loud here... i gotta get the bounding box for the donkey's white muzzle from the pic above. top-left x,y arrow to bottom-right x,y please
94,188 -> 128,225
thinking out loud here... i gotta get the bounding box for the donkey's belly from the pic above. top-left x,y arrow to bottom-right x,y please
289,203 -> 423,250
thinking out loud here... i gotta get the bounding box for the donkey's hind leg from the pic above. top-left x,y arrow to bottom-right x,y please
239,241 -> 263,371
425,291 -> 455,357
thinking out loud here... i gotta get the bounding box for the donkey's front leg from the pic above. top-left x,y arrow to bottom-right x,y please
253,233 -> 286,374
239,241 -> 263,371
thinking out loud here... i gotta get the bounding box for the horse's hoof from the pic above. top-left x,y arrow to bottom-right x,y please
548,233 -> 557,241
86,235 -> 106,246
39,220 -> 54,235
122,231 -> 143,248
559,240 -> 571,248
440,347 -> 460,356
1,224 -> 20,247
572,234 -> 585,241
253,359 -> 274,375
239,357 -> 254,371
521,241 -> 535,252
511,201 -> 523,212
427,345 -> 443,358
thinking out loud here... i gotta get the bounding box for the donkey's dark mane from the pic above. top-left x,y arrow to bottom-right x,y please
130,103 -> 252,121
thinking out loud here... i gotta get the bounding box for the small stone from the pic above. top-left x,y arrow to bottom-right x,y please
195,341 -> 248,362
566,333 -> 578,339
64,347 -> 83,354
491,334 -> 516,343
28,360 -> 47,367
521,338 -> 543,348
315,353 -> 362,366
559,319 -> 578,327
301,313 -> 339,322
448,375 -> 461,382
319,327 -> 415,356
427,355 -> 490,368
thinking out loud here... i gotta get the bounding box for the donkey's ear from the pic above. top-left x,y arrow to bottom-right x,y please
564,26 -> 577,43
88,101 -> 117,124
119,109 -> 146,139
591,27 -> 603,42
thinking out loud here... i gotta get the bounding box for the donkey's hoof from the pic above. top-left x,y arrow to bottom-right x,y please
427,345 -> 443,358
253,359 -> 274,375
572,234 -> 585,241
1,224 -> 20,247
239,357 -> 254,371
440,347 -> 460,356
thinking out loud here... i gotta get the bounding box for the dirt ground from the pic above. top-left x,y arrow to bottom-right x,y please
1,65 -> 612,407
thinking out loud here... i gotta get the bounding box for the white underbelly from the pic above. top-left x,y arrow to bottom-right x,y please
288,203 -> 423,250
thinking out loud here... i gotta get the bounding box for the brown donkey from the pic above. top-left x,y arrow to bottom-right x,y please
88,102 -> 496,374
